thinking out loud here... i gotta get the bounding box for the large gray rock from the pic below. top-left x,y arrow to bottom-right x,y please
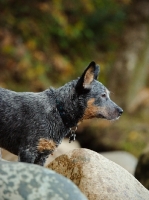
100,151 -> 138,174
0,160 -> 87,200
47,148 -> 149,200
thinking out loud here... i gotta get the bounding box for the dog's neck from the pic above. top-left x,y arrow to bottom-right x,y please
53,82 -> 84,129
56,99 -> 78,128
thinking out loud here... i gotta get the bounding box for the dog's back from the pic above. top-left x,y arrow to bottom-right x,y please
0,88 -> 57,154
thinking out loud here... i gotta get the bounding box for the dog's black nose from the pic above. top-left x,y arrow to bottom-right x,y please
117,107 -> 123,116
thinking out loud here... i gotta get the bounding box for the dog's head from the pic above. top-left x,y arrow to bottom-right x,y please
75,61 -> 123,121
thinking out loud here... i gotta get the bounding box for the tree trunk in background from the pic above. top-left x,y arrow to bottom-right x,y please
108,0 -> 149,112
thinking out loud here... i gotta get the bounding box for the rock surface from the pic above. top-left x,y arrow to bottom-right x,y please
45,139 -> 80,165
100,151 -> 138,174
47,148 -> 149,200
0,160 -> 87,200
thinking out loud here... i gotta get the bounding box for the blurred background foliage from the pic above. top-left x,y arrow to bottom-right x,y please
0,0 -> 128,90
1,0 -> 149,157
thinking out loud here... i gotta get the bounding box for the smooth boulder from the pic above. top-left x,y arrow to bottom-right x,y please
0,160 -> 87,200
47,148 -> 149,200
100,151 -> 138,174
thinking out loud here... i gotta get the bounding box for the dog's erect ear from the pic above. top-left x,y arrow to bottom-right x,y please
75,61 -> 100,93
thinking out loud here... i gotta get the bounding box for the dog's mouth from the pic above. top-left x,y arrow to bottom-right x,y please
97,113 -> 107,119
97,113 -> 120,121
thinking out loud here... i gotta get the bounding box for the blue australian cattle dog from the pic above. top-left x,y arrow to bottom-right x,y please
0,61 -> 123,166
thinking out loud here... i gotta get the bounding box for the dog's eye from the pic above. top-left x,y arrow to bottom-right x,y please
101,93 -> 106,98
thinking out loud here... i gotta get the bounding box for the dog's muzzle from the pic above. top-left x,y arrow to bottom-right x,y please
117,107 -> 123,116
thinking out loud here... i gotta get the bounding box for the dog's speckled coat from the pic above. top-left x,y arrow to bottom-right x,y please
0,61 -> 123,165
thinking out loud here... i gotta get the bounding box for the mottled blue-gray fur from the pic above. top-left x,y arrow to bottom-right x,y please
0,61 -> 123,166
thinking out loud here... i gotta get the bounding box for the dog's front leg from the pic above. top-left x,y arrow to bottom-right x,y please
35,138 -> 58,166
34,150 -> 51,166
18,148 -> 36,164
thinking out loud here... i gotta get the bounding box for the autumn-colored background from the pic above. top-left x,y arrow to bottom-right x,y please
0,0 -> 149,157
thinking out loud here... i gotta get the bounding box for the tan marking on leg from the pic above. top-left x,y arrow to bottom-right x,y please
37,138 -> 57,152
